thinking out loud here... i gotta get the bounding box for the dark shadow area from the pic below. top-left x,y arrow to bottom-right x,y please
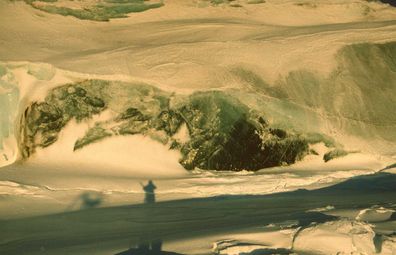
248,248 -> 293,255
65,191 -> 104,211
381,162 -> 396,171
390,211 -> 396,221
80,192 -> 103,210
1,173 -> 395,255
141,180 -> 157,204
115,245 -> 184,255
379,0 -> 396,7
373,233 -> 383,254
115,181 -> 183,255
313,172 -> 396,194
116,180 -> 181,255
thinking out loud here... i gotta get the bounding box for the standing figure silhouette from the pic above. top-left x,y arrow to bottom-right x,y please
142,180 -> 157,204
115,180 -> 184,254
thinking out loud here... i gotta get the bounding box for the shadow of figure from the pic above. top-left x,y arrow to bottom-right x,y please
65,191 -> 103,211
114,181 -> 184,255
141,180 -> 157,204
80,192 -> 103,209
115,244 -> 183,255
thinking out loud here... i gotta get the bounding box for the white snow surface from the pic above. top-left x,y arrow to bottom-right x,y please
213,219 -> 396,255
356,207 -> 395,223
2,0 -> 396,169
0,0 -> 395,220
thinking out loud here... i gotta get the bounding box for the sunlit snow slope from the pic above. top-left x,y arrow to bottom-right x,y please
1,0 -> 396,171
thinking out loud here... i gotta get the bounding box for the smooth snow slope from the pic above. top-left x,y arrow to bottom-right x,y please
2,0 -> 396,87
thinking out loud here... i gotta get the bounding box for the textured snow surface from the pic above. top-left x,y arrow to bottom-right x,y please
1,1 -> 396,255
2,0 -> 396,169
214,219 -> 396,255
356,207 -> 395,223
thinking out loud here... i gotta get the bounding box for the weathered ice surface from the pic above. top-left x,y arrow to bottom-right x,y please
20,0 -> 164,21
2,0 -> 396,169
323,149 -> 349,162
19,80 -> 309,171
19,81 -> 107,157
175,92 -> 308,170
7,41 -> 396,171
